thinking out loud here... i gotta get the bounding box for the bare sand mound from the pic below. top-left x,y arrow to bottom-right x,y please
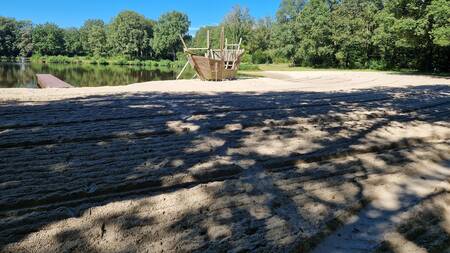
0,72 -> 449,252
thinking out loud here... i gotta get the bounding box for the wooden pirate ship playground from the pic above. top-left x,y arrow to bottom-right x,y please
178,28 -> 244,81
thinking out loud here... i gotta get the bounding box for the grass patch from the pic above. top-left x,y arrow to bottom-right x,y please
244,63 -> 450,77
239,63 -> 261,71
254,63 -> 388,72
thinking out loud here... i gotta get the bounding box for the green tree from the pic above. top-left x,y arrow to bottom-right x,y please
271,0 -> 306,63
192,26 -> 221,49
427,0 -> 450,71
107,11 -> 154,59
17,21 -> 33,57
375,0 -> 449,71
427,0 -> 450,47
222,5 -> 254,44
32,23 -> 65,56
276,0 -> 307,23
152,11 -> 190,59
80,19 -> 108,56
295,0 -> 334,66
63,28 -> 83,56
248,17 -> 273,63
0,17 -> 20,56
270,22 -> 298,63
372,7 -> 401,69
332,0 -> 381,68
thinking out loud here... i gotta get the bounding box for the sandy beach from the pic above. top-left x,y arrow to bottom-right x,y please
1,71 -> 449,252
1,71 -> 449,101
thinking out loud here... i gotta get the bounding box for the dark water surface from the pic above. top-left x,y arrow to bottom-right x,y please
0,62 -> 190,88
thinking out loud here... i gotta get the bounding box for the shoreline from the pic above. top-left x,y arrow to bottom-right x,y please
1,71 -> 449,102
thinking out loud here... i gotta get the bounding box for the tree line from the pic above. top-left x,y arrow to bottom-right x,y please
1,0 -> 449,71
0,11 -> 190,60
211,0 -> 449,72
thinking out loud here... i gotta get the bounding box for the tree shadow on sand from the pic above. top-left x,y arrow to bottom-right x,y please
374,190 -> 450,253
0,85 -> 449,252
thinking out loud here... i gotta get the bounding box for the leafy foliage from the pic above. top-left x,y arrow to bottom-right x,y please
152,11 -> 190,59
276,0 -> 307,23
17,21 -> 33,57
80,19 -> 108,57
331,0 -> 381,68
192,26 -> 222,49
222,5 -> 254,44
271,0 -> 305,63
248,17 -> 273,63
107,11 -> 154,59
295,0 -> 334,66
427,0 -> 450,47
32,23 -> 65,56
373,0 -> 450,71
63,28 -> 83,56
0,17 -> 20,56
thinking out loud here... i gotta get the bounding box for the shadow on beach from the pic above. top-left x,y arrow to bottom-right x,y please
0,84 -> 449,252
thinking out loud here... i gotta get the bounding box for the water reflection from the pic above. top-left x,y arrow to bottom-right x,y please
0,62 -> 193,88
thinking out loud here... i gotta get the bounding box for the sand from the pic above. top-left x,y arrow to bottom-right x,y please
0,71 -> 449,252
1,70 -> 449,102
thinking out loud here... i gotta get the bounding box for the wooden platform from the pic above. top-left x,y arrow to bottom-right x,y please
36,74 -> 73,88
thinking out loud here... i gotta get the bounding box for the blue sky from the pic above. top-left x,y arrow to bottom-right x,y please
0,0 -> 281,34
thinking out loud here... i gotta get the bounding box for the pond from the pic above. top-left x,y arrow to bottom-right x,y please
0,62 -> 193,88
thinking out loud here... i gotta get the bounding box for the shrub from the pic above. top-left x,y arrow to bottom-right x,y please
144,60 -> 159,67
241,53 -> 252,63
72,56 -> 84,64
368,60 -> 387,70
30,54 -> 43,63
173,60 -> 186,68
47,55 -> 71,64
251,50 -> 272,64
89,57 -> 98,65
176,52 -> 187,61
110,56 -> 128,65
127,59 -> 144,66
158,60 -> 172,67
97,58 -> 109,65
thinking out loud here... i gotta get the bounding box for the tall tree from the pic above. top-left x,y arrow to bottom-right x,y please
427,0 -> 450,71
80,19 -> 108,56
222,5 -> 254,44
0,17 -> 20,56
270,22 -> 297,63
152,11 -> 190,59
295,0 -> 334,66
372,6 -> 401,69
192,26 -> 221,49
375,0 -> 449,71
32,23 -> 65,56
276,0 -> 307,23
63,28 -> 83,56
17,21 -> 33,57
271,0 -> 306,63
332,0 -> 381,68
427,0 -> 450,47
248,17 -> 273,63
107,11 -> 154,59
